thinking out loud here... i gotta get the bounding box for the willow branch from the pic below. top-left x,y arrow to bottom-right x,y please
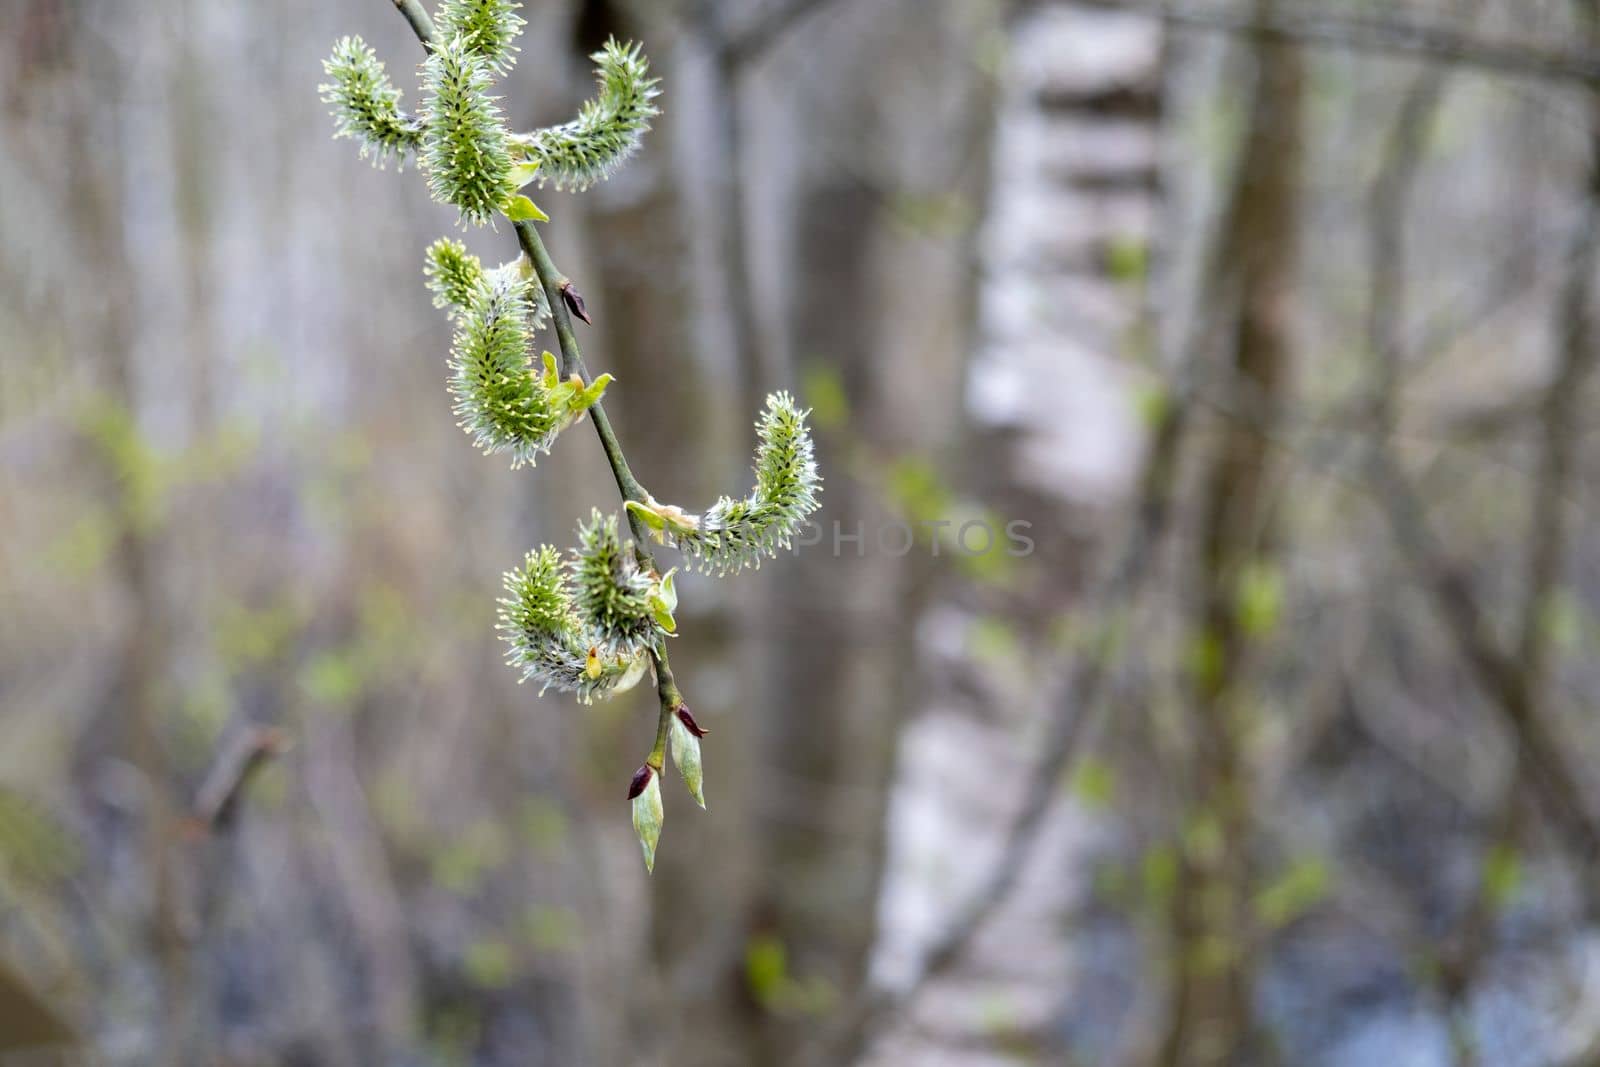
391,0 -> 679,730
191,726 -> 291,831
392,0 -> 436,50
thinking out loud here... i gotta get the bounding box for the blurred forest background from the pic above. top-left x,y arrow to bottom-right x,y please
7,0 -> 1600,1064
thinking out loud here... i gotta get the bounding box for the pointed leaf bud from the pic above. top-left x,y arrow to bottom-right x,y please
630,766 -> 664,871
670,707 -> 706,809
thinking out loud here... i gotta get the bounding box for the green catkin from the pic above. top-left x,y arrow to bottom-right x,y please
498,547 -> 647,702
319,36 -> 423,167
670,393 -> 822,575
573,510 -> 663,658
424,238 -> 485,319
422,34 -> 518,225
447,267 -> 584,467
435,0 -> 526,74
516,38 -> 661,192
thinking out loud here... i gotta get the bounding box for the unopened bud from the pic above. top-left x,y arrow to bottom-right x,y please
630,766 -> 664,872
669,709 -> 706,809
560,280 -> 592,325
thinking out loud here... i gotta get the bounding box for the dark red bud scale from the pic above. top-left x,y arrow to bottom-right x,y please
627,764 -> 653,800
559,281 -> 592,325
675,705 -> 708,738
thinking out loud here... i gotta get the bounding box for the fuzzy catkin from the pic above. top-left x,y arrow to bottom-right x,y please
573,510 -> 663,659
435,0 -> 525,74
319,36 -> 423,167
422,34 -> 518,225
517,38 -> 661,192
498,546 -> 649,702
671,393 -> 822,575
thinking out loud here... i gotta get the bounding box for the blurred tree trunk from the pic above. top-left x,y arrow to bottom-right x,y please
864,2 -> 1164,1062
728,3 -> 1001,1063
51,6 -> 192,1059
1159,7 -> 1303,1066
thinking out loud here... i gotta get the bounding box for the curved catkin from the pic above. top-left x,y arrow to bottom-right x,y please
516,38 -> 661,192
319,36 -> 423,167
435,0 -> 525,74
672,393 -> 822,575
421,34 -> 517,225
572,510 -> 663,658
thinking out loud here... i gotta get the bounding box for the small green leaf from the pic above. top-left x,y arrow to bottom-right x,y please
1105,236 -> 1149,283
801,363 -> 850,431
745,936 -> 789,1005
577,373 -> 614,409
627,499 -> 666,532
1142,844 -> 1179,903
1484,843 -> 1523,910
505,195 -> 550,222
650,569 -> 679,634
464,940 -> 515,988
1255,856 -> 1330,929
1237,562 -> 1284,638
625,498 -> 700,541
510,161 -> 542,188
1071,759 -> 1117,810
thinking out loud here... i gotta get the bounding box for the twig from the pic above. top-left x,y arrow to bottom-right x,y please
190,726 -> 291,832
391,0 -> 435,49
1365,449 -> 1600,863
1072,0 -> 1600,85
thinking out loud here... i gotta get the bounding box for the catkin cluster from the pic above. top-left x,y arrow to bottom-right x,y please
320,2 -> 820,871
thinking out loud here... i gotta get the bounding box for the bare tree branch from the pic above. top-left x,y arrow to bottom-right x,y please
1074,0 -> 1600,85
190,726 -> 292,832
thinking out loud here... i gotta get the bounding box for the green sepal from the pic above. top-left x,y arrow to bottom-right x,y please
505,194 -> 550,222
627,499 -> 667,536
625,498 -> 700,545
510,161 -> 543,188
